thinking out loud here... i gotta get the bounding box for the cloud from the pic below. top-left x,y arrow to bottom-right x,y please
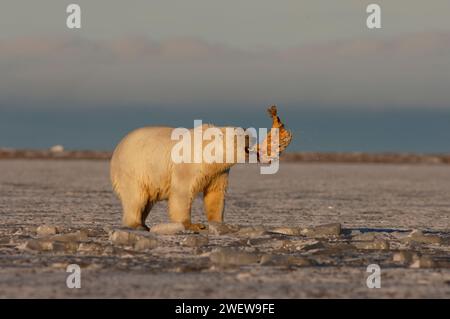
1,32 -> 449,109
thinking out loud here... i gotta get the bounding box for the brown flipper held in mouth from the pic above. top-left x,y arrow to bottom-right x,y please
256,105 -> 293,163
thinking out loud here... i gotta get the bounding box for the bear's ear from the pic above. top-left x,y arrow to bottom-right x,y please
201,123 -> 215,130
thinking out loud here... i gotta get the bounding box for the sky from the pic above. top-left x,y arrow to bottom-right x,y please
1,1 -> 449,151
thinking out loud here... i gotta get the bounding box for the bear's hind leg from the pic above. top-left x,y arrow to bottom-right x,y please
140,200 -> 153,229
121,188 -> 151,231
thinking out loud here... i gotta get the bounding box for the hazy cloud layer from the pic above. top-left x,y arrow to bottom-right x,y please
1,32 -> 450,109
2,1 -> 450,48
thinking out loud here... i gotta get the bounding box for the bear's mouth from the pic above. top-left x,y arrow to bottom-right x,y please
244,145 -> 261,163
244,139 -> 261,162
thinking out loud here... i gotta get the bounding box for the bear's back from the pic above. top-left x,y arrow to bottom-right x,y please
110,127 -> 176,193
113,126 -> 175,157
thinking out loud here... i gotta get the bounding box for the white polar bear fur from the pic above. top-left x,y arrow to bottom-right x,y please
110,125 -> 245,230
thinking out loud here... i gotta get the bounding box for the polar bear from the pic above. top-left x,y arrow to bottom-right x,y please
110,124 -> 252,231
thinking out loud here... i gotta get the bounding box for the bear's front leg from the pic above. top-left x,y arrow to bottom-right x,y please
203,189 -> 225,223
168,190 -> 206,232
203,172 -> 228,223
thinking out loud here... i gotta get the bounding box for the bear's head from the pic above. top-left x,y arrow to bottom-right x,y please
200,124 -> 257,167
170,124 -> 258,170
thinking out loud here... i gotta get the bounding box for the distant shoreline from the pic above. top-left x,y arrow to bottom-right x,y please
1,149 -> 449,164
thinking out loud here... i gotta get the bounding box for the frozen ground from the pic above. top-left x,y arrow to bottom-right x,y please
0,160 -> 449,298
